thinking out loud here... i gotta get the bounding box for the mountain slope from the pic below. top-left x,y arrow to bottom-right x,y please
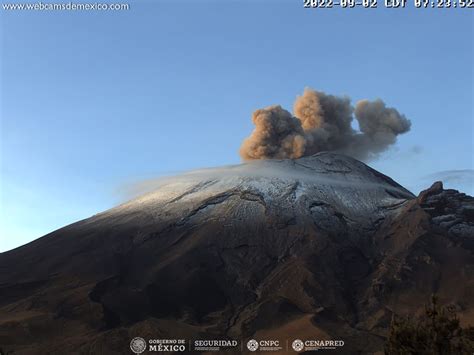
0,152 -> 472,354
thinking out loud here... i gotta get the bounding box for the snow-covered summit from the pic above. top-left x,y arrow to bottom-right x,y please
96,152 -> 414,228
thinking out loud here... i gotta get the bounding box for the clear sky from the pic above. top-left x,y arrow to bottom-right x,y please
1,1 -> 473,252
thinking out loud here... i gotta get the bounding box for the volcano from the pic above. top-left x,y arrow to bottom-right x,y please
1,152 -> 473,354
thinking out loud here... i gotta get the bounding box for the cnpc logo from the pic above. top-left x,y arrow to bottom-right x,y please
246,339 -> 281,351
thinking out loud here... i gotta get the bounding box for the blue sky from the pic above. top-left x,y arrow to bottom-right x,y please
1,1 -> 472,251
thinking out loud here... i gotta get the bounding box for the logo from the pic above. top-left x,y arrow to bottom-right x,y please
130,337 -> 147,354
292,339 -> 304,352
148,339 -> 186,352
193,340 -> 239,352
247,339 -> 259,351
291,339 -> 344,352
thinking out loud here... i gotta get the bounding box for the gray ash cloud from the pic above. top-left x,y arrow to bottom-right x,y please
240,88 -> 411,161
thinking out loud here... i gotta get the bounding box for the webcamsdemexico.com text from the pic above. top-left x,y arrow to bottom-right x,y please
2,2 -> 130,11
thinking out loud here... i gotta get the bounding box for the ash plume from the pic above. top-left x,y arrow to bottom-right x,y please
239,105 -> 306,160
240,88 -> 411,161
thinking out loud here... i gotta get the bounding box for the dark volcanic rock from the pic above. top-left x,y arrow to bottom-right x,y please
0,153 -> 473,354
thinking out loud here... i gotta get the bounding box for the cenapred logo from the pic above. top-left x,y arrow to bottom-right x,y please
292,339 -> 304,352
291,339 -> 344,352
130,337 -> 147,354
247,339 -> 259,351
